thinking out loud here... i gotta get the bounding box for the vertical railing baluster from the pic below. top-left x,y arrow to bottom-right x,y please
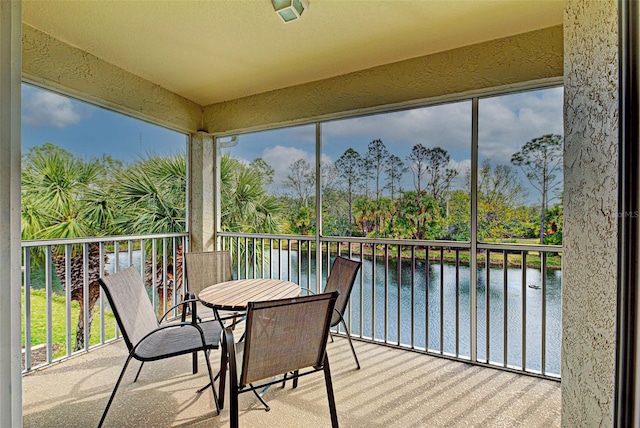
182,236 -> 187,297
287,239 -> 291,281
347,242 -> 353,337
455,249 -> 460,358
162,237 -> 168,315
485,249 -> 490,363
237,236 -> 241,277
114,240 -> 120,273
439,247 -> 444,354
268,238 -> 273,279
297,239 -> 302,285
65,244 -> 72,357
521,251 -> 527,371
45,246 -> 53,364
503,250 -> 508,368
397,245 -> 401,346
325,241 -> 330,286
410,245 -> 415,349
244,236 -> 249,279
24,248 -> 32,371
383,244 -> 389,344
425,245 -> 430,352
359,242 -> 364,339
262,237 -> 266,279
541,251 -> 547,375
306,240 -> 311,290
99,242 -> 105,344
128,240 -> 133,268
253,237 -> 257,279
277,239 -> 282,280
372,243 -> 377,341
172,237 -> 177,311
82,243 -> 89,352
152,239 -> 157,311
140,239 -> 146,277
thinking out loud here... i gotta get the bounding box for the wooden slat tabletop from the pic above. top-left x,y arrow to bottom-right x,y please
198,278 -> 301,311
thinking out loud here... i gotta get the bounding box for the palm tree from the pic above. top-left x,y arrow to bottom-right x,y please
21,144 -> 118,351
112,153 -> 187,317
220,153 -> 282,233
219,153 -> 283,276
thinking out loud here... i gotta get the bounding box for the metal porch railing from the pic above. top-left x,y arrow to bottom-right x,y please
219,232 -> 562,380
21,232 -> 188,373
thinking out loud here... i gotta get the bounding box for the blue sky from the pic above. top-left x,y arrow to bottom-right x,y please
22,84 -> 187,163
22,83 -> 563,205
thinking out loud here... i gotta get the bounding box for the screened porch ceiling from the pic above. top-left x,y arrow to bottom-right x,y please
22,0 -> 563,107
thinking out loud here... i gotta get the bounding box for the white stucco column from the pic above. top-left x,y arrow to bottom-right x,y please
563,0 -> 619,426
188,131 -> 216,252
0,1 -> 22,426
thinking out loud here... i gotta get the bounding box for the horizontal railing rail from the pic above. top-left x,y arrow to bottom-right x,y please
21,233 -> 188,374
219,231 -> 562,380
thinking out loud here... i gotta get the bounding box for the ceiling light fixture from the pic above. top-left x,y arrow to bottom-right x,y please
271,0 -> 307,23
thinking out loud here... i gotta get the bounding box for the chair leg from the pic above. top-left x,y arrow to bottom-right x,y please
133,361 -> 145,382
250,386 -> 271,411
229,354 -> 239,428
341,319 -> 360,370
323,355 -> 339,428
189,292 -> 198,375
293,370 -> 299,389
218,344 -> 228,410
203,348 -> 220,415
230,383 -> 239,428
98,353 -> 134,428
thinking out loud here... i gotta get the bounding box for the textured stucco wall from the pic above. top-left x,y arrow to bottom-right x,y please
202,25 -> 562,134
188,132 -> 215,252
21,24 -> 202,133
562,0 -> 618,426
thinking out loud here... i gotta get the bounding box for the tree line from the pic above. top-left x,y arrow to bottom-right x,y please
277,134 -> 563,245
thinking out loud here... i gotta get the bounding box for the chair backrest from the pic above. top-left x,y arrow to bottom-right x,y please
97,266 -> 159,351
324,256 -> 362,326
239,291 -> 339,387
184,250 -> 233,295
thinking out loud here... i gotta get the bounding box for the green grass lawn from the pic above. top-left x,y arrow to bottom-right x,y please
22,288 -> 117,359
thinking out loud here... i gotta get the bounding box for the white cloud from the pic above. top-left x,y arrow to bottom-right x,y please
23,89 -> 88,128
324,101 -> 472,154
262,145 -> 314,190
478,87 -> 564,163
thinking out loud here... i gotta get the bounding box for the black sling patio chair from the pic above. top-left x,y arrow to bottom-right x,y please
97,266 -> 222,428
184,250 -> 234,323
300,256 -> 362,370
218,291 -> 341,428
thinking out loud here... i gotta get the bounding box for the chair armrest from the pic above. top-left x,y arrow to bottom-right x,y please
220,327 -> 237,404
159,298 -> 200,323
222,327 -> 237,357
299,288 -> 317,296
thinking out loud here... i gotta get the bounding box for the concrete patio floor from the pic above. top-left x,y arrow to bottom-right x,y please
22,337 -> 561,427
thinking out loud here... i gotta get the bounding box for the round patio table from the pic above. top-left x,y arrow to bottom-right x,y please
199,278 -> 301,313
